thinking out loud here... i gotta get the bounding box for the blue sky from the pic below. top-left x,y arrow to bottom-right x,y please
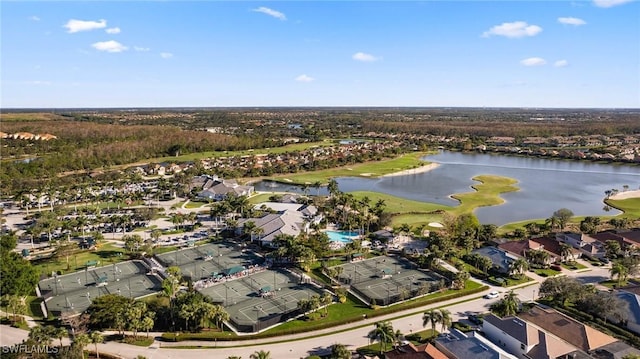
1,1 -> 638,108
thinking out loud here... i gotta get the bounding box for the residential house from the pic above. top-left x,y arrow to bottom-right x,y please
472,247 -> 517,274
385,343 -> 448,359
590,229 -> 640,254
434,329 -> 519,359
498,237 -> 577,265
482,314 -> 580,359
556,232 -> 601,259
518,306 -> 618,354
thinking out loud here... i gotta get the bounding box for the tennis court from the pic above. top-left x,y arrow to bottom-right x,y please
334,255 -> 447,306
39,260 -> 163,316
198,268 -> 326,332
156,242 -> 262,281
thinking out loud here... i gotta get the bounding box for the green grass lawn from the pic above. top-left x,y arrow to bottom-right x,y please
266,152 -> 432,185
248,193 -> 278,204
32,243 -> 126,276
534,268 -> 562,277
606,197 -> 640,218
351,191 -> 451,214
561,261 -> 587,270
450,175 -> 519,215
184,201 -> 210,209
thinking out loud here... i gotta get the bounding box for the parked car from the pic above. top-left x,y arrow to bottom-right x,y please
484,291 -> 499,299
468,314 -> 484,325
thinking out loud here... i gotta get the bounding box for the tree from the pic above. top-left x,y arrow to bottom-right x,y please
250,350 -> 271,359
452,270 -> 469,290
491,290 -> 521,317
422,309 -> 442,334
330,343 -> 351,359
3,294 -> 26,322
368,321 -> 396,354
89,331 -> 104,359
559,243 -> 573,263
605,240 -> 622,259
123,234 -> 144,253
439,309 -> 452,332
610,260 -> 630,287
53,326 -> 67,348
538,276 -> 589,305
0,235 -> 39,296
87,294 -> 132,331
509,258 -> 529,279
141,315 -> 155,338
552,208 -> 574,230
29,325 -> 55,346
73,332 -> 90,353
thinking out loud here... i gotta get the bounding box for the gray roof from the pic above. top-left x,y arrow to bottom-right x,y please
483,314 -> 533,345
473,247 -> 514,273
435,331 -> 500,359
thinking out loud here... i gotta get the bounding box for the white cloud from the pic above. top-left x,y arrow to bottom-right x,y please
593,0 -> 633,7
29,16 -> 40,21
252,7 -> 286,20
295,74 -> 314,82
554,60 -> 569,67
160,52 -> 173,59
64,19 -> 107,33
352,52 -> 379,62
25,80 -> 51,85
91,40 -> 127,53
520,57 -> 547,66
482,21 -> 542,38
105,27 -> 121,34
558,17 -> 586,25
134,46 -> 150,52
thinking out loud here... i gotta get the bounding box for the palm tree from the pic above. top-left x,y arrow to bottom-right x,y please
452,270 -> 470,290
559,243 -> 573,263
610,261 -> 629,287
89,331 -> 104,359
29,325 -> 55,345
368,321 -> 396,354
331,343 -> 351,359
250,350 -> 271,359
73,333 -> 90,355
141,315 -> 155,338
422,309 -> 442,334
439,309 -> 452,332
212,305 -> 230,332
505,290 -> 521,315
53,326 -> 67,347
509,258 -> 529,278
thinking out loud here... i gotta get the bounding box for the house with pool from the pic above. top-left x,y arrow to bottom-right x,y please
236,202 -> 323,247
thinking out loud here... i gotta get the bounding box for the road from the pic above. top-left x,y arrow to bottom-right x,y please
0,263 -> 612,359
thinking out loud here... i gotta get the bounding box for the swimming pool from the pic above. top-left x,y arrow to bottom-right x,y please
326,230 -> 360,243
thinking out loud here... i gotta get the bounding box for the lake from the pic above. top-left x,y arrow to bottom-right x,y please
254,151 -> 640,225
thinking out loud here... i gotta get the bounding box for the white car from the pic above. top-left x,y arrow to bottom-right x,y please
484,291 -> 500,299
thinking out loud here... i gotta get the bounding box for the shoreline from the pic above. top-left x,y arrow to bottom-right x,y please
381,162 -> 440,178
609,189 -> 640,200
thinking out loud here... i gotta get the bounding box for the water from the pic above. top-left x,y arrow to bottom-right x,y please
254,151 -> 640,225
326,230 -> 359,243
